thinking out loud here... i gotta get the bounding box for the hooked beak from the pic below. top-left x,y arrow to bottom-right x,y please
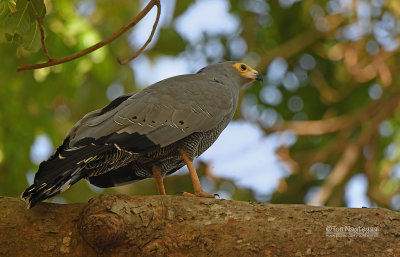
246,67 -> 263,82
248,71 -> 263,82
255,72 -> 263,81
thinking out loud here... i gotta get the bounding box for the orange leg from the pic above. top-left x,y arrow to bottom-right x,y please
152,165 -> 166,195
181,149 -> 215,198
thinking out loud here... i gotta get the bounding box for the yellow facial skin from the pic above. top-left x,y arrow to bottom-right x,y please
232,63 -> 263,82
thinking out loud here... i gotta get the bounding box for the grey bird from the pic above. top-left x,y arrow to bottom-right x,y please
21,61 -> 263,208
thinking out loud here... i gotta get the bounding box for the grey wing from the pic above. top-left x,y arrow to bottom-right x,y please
68,75 -> 234,151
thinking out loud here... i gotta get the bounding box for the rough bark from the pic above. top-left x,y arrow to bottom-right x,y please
0,195 -> 399,256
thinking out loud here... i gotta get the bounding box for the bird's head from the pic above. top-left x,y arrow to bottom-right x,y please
197,61 -> 263,88
231,62 -> 263,83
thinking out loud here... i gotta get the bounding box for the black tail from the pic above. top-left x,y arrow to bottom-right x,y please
21,168 -> 85,209
21,137 -> 109,208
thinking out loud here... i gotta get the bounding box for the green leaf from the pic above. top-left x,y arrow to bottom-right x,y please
21,22 -> 41,51
27,0 -> 46,20
4,0 -> 30,43
3,0 -> 46,51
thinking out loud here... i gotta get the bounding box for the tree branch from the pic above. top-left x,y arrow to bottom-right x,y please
17,0 -> 161,72
1,195 -> 399,256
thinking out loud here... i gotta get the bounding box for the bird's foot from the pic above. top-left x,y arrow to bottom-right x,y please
181,191 -> 218,198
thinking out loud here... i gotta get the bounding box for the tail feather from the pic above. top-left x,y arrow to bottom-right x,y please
21,141 -> 110,209
21,168 -> 85,209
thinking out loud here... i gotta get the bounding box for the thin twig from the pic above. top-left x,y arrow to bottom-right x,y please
307,144 -> 359,206
308,70 -> 341,103
28,0 -> 52,60
270,115 -> 354,136
267,89 -> 396,136
117,0 -> 161,65
35,16 -> 52,60
17,0 -> 160,72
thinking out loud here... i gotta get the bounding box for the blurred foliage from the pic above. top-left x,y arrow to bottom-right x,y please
1,0 -> 400,210
1,0 -> 46,51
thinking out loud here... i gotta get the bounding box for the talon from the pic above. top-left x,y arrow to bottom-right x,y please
182,192 -> 195,197
175,191 -> 184,195
214,193 -> 220,198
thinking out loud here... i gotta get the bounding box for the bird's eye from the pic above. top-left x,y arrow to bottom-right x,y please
240,64 -> 247,71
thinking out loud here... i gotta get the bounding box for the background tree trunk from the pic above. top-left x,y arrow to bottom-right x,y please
0,195 -> 399,256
